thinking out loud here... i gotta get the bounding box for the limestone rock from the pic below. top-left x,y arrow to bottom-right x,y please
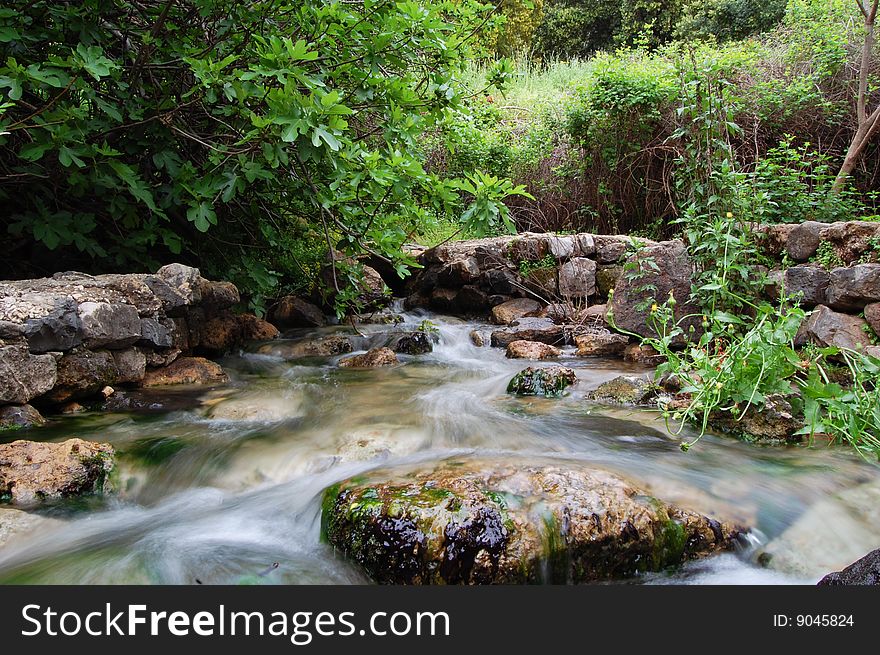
865,303 -> 880,337
322,459 -> 743,584
795,305 -> 873,352
608,240 -> 700,340
505,340 -> 561,360
490,318 -> 565,347
256,336 -> 353,359
786,221 -> 823,261
0,438 -> 115,506
77,301 -> 141,349
0,344 -> 57,404
47,349 -> 118,402
238,314 -> 280,341
0,404 -> 46,430
197,280 -> 239,310
142,357 -> 228,386
826,264 -> 880,311
596,265 -> 623,296
271,296 -> 327,328
593,235 -> 631,263
574,329 -> 628,357
339,347 -> 399,368
491,298 -> 541,325
709,394 -> 803,442
586,375 -> 655,405
558,258 -> 597,299
783,265 -> 829,307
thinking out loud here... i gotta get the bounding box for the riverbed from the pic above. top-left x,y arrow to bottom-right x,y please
1,308 -> 877,584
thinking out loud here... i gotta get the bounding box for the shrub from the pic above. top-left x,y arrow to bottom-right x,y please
0,0 -> 527,315
677,0 -> 787,42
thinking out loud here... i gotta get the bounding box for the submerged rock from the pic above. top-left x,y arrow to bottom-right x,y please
0,507 -> 62,548
322,460 -> 743,584
339,347 -> 399,368
205,391 -> 304,423
587,375 -> 655,405
257,335 -> 353,359
0,438 -> 115,506
142,356 -> 228,386
818,548 -> 880,586
507,366 -> 576,397
505,340 -> 560,360
758,479 -> 880,580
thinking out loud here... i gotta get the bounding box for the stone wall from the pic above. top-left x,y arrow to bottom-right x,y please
404,232 -> 644,315
403,223 -> 880,358
0,264 -> 278,425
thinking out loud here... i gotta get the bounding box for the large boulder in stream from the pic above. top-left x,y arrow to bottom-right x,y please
0,439 -> 116,506
321,460 -> 744,584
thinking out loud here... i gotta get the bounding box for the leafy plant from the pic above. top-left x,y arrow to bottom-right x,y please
0,0 -> 527,315
518,253 -> 556,275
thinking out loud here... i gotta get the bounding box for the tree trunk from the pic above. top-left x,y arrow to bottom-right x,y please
832,0 -> 879,193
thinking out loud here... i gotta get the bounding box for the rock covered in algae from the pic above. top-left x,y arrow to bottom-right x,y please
322,460 -> 744,584
507,366 -> 576,397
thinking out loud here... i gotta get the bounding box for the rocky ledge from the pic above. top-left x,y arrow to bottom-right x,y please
322,459 -> 744,584
0,264 -> 279,422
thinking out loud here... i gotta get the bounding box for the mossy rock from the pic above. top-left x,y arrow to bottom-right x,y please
507,366 -> 577,397
322,459 -> 745,584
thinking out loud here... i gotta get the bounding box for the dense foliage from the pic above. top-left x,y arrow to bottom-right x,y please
0,0 -> 526,313
437,0 -> 879,236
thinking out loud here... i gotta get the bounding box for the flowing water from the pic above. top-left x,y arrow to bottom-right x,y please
1,307 -> 878,584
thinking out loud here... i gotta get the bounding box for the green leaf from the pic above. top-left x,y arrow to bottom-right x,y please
187,202 -> 217,232
312,126 -> 341,151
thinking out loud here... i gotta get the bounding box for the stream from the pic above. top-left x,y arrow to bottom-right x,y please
1,306 -> 878,584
